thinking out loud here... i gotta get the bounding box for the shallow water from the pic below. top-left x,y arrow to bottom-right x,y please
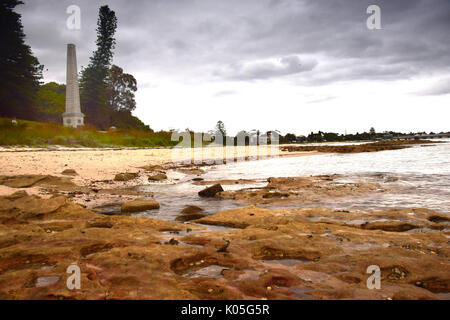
184,265 -> 228,278
138,139 -> 450,219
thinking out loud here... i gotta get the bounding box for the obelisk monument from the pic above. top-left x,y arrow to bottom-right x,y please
62,44 -> 84,127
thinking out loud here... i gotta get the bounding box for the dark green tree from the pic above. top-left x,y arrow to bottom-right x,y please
107,65 -> 137,112
35,82 -> 66,122
283,133 -> 297,143
215,120 -> 226,137
79,5 -> 117,129
0,0 -> 43,120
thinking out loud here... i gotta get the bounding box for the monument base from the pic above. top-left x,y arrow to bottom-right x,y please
62,112 -> 85,128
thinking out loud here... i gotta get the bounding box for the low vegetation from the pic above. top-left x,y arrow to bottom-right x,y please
0,118 -> 177,148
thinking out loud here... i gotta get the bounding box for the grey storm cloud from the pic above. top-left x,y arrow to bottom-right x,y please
16,0 -> 450,88
215,56 -> 317,80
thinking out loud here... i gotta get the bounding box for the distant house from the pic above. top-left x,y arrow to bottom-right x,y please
295,135 -> 307,142
383,133 -> 393,139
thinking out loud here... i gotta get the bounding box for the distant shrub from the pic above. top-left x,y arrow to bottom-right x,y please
48,136 -> 68,145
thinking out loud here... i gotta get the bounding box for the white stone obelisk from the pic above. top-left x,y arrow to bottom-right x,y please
62,44 -> 84,127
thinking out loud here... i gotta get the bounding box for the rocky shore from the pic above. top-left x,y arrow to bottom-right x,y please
0,191 -> 448,300
0,144 -> 448,300
281,139 -> 438,154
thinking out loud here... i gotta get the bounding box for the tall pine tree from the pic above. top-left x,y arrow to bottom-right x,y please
79,5 -> 117,129
0,0 -> 43,120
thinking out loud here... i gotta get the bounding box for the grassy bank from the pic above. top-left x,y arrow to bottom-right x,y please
0,118 -> 178,148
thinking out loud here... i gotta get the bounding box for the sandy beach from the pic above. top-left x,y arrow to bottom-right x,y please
0,145 -> 314,185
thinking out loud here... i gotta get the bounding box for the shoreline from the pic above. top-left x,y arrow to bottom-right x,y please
0,145 -> 320,197
0,142 -> 448,300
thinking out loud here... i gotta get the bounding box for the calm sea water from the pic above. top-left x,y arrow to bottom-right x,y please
137,139 -> 450,220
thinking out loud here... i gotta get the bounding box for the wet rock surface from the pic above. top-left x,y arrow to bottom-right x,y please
198,184 -> 224,198
148,173 -> 167,181
0,193 -> 207,299
193,179 -> 258,186
0,192 -> 447,300
216,175 -> 385,204
121,199 -> 160,213
176,206 -> 207,222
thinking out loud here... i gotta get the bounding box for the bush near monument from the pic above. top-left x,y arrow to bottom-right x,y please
0,118 -> 176,148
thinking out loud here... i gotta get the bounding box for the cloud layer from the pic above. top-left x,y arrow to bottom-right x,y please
16,0 -> 450,134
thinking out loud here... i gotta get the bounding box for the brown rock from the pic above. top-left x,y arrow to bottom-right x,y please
178,168 -> 205,175
216,175 -> 383,205
198,184 -> 224,197
114,173 -> 138,181
85,220 -> 113,229
4,190 -> 28,200
121,199 -> 160,213
61,169 -> 77,175
281,139 -> 438,154
176,205 -> 207,221
175,213 -> 207,222
0,175 -> 79,193
193,179 -> 257,186
140,164 -> 164,171
15,195 -> 67,217
180,205 -> 203,215
0,191 -> 447,300
148,173 -> 167,181
0,175 -> 46,188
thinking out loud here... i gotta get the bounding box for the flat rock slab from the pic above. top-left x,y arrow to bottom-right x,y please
175,213 -> 207,222
0,175 -> 77,189
61,169 -> 78,175
148,173 -> 167,181
0,195 -> 67,217
121,199 -> 160,213
140,164 -> 164,171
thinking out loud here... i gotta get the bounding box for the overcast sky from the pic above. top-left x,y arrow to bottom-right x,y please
18,0 -> 450,135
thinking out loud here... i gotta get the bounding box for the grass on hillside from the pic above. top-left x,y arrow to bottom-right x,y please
0,118 -> 178,148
